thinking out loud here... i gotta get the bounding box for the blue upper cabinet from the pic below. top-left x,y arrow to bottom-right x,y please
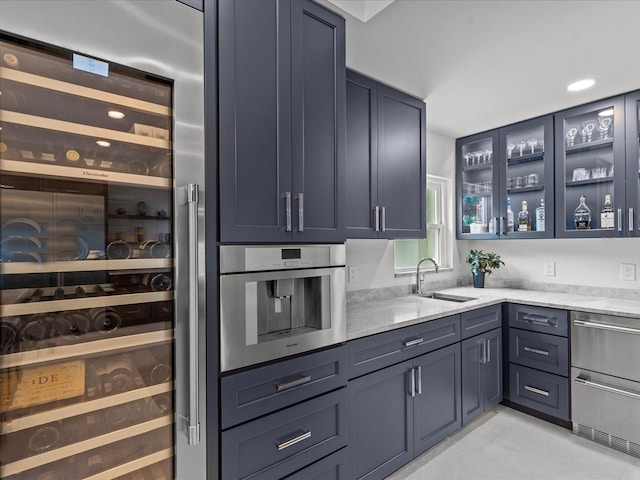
345,69 -> 427,239
219,0 -> 345,243
456,115 -> 554,240
554,96 -> 626,238
625,91 -> 640,237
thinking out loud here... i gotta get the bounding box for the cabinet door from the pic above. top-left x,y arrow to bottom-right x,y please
413,343 -> 462,457
461,334 -> 484,425
499,115 -> 554,238
348,360 -> 413,480
456,130 -> 500,239
345,69 -> 378,238
483,328 -> 503,411
554,96 -> 626,238
219,0 -> 292,243
291,0 -> 345,243
377,85 -> 426,238
625,90 -> 640,237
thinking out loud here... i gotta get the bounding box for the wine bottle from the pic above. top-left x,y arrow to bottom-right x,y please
89,307 -> 122,333
147,393 -> 172,418
55,310 -> 91,337
53,286 -> 66,300
18,314 -> 50,344
132,347 -> 172,386
25,288 -> 44,303
139,240 -> 171,258
0,319 -> 19,353
142,273 -> 172,292
94,354 -> 135,395
27,424 -> 61,453
106,239 -> 132,259
600,194 -> 614,229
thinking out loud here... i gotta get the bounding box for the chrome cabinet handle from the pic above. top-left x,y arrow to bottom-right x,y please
381,206 -> 386,232
630,208 -> 635,232
524,385 -> 550,397
296,193 -> 304,232
186,183 -> 200,446
276,375 -> 312,392
519,313 -> 557,327
573,319 -> 640,335
404,338 -> 424,348
480,340 -> 486,364
618,208 -> 623,232
523,346 -> 549,356
283,192 -> 292,232
277,430 -> 312,450
486,339 -> 490,363
500,217 -> 506,235
410,367 -> 416,397
374,206 -> 380,231
416,366 -> 422,395
574,377 -> 640,401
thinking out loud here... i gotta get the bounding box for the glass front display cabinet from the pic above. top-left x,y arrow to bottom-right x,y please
554,97 -> 626,238
0,34 -> 175,479
625,91 -> 640,237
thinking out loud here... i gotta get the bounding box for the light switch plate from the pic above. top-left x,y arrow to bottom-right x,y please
620,263 -> 636,281
543,261 -> 556,277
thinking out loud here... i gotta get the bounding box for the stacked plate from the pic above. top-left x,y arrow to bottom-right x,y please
0,218 -> 43,262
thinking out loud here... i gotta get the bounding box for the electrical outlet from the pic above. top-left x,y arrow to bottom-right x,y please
543,261 -> 556,277
620,263 -> 636,281
348,265 -> 358,283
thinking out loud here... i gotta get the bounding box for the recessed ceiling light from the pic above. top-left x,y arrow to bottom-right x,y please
108,110 -> 125,120
567,79 -> 596,92
96,140 -> 111,147
598,109 -> 614,117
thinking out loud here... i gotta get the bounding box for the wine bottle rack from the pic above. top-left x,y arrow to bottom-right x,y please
83,448 -> 174,480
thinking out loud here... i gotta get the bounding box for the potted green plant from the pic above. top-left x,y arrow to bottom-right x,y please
466,249 -> 504,288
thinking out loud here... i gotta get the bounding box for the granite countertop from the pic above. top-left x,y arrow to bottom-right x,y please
346,286 -> 640,340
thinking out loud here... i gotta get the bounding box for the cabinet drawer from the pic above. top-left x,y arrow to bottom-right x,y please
461,304 -> 502,339
284,447 -> 348,480
222,388 -> 348,480
509,328 -> 569,376
509,364 -> 570,420
347,315 -> 460,379
221,346 -> 347,429
508,304 -> 568,337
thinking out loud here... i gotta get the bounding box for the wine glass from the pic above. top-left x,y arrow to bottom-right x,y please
474,151 -> 484,166
526,139 -> 538,154
582,121 -> 596,142
598,116 -> 612,139
483,150 -> 493,164
566,127 -> 578,146
517,140 -> 527,156
464,153 -> 474,167
539,139 -> 544,152
507,143 -> 516,158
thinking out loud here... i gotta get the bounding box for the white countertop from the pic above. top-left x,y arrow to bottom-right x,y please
346,286 -> 640,340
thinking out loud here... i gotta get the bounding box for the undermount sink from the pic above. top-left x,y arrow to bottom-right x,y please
417,292 -> 477,303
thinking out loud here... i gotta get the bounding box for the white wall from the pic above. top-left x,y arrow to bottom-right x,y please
347,130 -> 640,295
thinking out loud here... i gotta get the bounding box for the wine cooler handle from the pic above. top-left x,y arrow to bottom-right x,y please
283,192 -> 292,232
186,183 -> 200,446
296,193 -> 304,232
630,208 -> 635,232
618,208 -> 623,232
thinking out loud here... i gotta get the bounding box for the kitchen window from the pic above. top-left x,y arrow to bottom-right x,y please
394,175 -> 452,273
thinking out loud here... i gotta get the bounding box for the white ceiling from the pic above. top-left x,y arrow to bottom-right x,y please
318,0 -> 640,139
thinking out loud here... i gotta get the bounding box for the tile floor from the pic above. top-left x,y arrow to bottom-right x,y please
387,406 -> 640,480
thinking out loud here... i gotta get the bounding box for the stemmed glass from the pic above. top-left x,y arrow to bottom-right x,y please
526,139 -> 538,155
517,140 -> 527,156
507,143 -> 516,158
482,150 -> 492,164
566,127 -> 578,147
464,153 -> 474,167
582,121 -> 596,143
598,117 -> 612,139
474,151 -> 484,166
539,139 -> 544,152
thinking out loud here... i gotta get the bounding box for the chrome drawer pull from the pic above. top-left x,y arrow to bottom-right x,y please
573,320 -> 640,335
520,313 -> 557,327
276,375 -> 312,392
404,338 -> 424,348
277,430 -> 312,450
524,385 -> 550,397
574,378 -> 640,401
523,346 -> 549,356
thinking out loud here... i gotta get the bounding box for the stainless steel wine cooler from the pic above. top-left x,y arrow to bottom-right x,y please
0,1 -> 208,478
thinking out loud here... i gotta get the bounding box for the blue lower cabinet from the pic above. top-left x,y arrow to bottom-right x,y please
348,344 -> 462,480
509,363 -> 570,420
222,388 -> 348,480
284,448 -> 348,480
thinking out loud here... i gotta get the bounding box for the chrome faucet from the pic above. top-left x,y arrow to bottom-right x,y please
415,257 -> 439,295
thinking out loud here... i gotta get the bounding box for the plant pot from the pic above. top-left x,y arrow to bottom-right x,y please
472,272 -> 485,288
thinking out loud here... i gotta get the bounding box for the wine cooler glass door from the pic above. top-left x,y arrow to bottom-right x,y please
0,2 -> 206,479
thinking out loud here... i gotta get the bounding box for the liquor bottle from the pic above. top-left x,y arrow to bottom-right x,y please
600,194 -> 614,229
535,198 -> 545,232
518,201 -> 530,232
506,197 -> 514,232
574,195 -> 592,229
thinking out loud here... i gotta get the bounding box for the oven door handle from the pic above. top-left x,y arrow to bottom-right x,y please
573,319 -> 640,335
574,377 -> 640,401
186,183 -> 200,445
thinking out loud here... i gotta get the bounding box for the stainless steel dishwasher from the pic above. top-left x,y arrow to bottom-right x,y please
571,311 -> 640,458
